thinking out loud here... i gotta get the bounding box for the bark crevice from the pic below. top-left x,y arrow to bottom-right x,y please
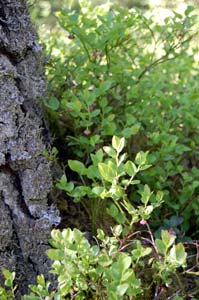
0,0 -> 60,296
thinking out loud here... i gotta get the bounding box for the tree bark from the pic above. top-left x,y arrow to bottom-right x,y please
0,0 -> 60,296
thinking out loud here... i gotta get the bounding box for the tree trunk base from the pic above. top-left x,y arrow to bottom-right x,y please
0,0 -> 60,296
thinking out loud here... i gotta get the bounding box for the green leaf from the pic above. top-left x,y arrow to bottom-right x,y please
112,225 -> 123,237
142,247 -> 152,256
174,11 -> 183,19
90,134 -> 100,146
131,241 -> 152,260
65,181 -> 74,192
92,186 -> 105,196
169,243 -> 187,266
86,165 -> 99,179
91,149 -> 103,165
155,239 -> 166,255
139,164 -> 152,171
90,109 -> 100,118
130,180 -> 140,185
122,127 -> 134,138
102,121 -> 117,135
140,185 -> 152,205
161,230 -> 176,248
112,136 -> 125,153
48,97 -> 59,111
110,184 -> 125,199
97,229 -> 105,240
135,151 -> 148,166
57,174 -> 67,184
156,191 -> 164,203
143,205 -> 154,216
116,283 -> 129,296
2,269 -> 15,288
125,161 -> 137,177
173,296 -> 184,300
71,186 -> 92,200
58,282 -> 71,296
185,5 -> 195,16
123,200 -> 136,215
117,253 -> 132,271
2,269 -> 13,280
37,274 -> 46,288
68,160 -> 86,175
50,229 -> 63,242
103,146 -> 116,158
107,203 -> 126,224
22,295 -> 41,300
47,249 -> 65,261
122,125 -> 140,138
61,228 -> 74,243
98,253 -> 112,267
56,175 -> 74,192
99,98 -> 108,108
98,162 -> 115,182
118,153 -> 127,165
100,80 -> 112,92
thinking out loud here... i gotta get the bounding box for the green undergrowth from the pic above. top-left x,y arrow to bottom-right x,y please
1,137 -> 199,299
1,1 -> 199,299
45,0 -> 199,237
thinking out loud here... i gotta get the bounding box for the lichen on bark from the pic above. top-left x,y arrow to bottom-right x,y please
0,0 -> 60,296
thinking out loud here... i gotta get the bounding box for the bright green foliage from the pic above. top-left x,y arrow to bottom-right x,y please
48,0 -> 196,155
0,269 -> 16,300
1,138 -> 196,299
154,230 -> 187,284
46,228 -> 144,299
57,136 -> 163,232
53,137 -> 193,298
46,0 -> 199,235
0,227 -> 190,299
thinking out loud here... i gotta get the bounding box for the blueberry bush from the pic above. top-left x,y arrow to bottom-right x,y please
46,1 -> 199,236
1,1 -> 199,299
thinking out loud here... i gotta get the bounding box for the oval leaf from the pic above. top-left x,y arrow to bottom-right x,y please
68,160 -> 86,175
98,162 -> 115,182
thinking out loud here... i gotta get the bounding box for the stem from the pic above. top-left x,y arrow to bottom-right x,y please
113,198 -> 125,216
81,199 -> 91,220
128,166 -> 140,187
80,174 -> 87,186
145,221 -> 159,255
118,231 -> 141,251
135,34 -> 196,83
91,198 -> 97,235
175,272 -> 185,295
74,32 -> 92,62
105,43 -> 110,72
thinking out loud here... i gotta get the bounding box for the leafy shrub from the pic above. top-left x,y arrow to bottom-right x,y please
1,2 -> 198,300
57,136 -> 163,234
45,0 -> 199,236
47,1 -> 196,155
54,136 -> 196,299
0,227 -> 189,299
1,138 -> 198,299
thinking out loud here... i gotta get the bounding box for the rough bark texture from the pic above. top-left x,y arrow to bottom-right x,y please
0,0 -> 60,296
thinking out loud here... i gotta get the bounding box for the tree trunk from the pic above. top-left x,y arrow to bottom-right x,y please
0,0 -> 60,296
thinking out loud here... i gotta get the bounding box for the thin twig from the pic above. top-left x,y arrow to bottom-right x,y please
135,33 -> 196,83
145,221 -> 159,255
